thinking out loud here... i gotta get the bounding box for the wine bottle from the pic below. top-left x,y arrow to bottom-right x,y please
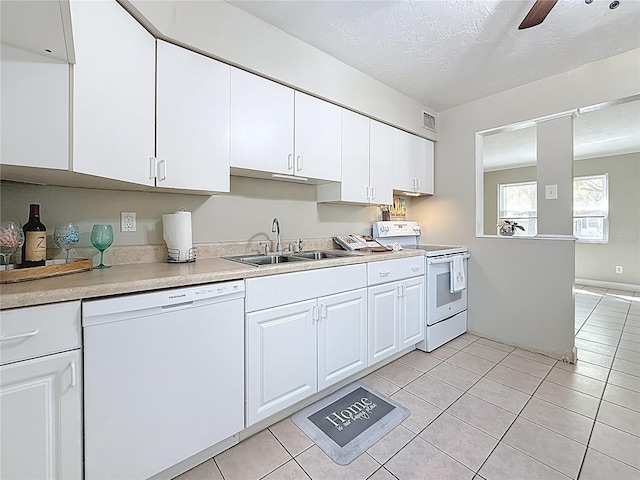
22,204 -> 47,267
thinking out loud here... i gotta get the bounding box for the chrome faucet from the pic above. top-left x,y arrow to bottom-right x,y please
271,218 -> 282,253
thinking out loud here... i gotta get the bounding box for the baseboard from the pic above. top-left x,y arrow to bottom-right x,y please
575,278 -> 640,293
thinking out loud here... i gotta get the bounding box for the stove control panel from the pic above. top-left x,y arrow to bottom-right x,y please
372,221 -> 421,238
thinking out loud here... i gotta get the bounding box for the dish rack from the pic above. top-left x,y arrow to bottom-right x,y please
167,247 -> 196,263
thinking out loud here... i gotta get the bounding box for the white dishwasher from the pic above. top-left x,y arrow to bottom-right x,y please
83,280 -> 245,480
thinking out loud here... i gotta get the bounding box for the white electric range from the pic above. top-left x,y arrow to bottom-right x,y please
372,221 -> 469,352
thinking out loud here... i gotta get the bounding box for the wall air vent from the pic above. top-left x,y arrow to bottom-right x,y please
422,110 -> 437,133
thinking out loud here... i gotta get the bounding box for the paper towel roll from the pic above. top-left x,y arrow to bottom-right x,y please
162,211 -> 194,262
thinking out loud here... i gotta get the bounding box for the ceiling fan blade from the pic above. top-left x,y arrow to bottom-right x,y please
518,0 -> 559,29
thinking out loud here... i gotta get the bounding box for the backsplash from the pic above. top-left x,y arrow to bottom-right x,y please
0,177 -> 397,247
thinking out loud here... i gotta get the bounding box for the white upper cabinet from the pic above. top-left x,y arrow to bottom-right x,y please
70,0 -> 155,186
230,68 -> 341,182
0,45 -> 69,170
155,41 -> 230,193
415,138 -> 434,195
392,129 -> 434,195
369,120 -> 394,204
293,91 -> 341,182
230,68 -> 294,176
317,113 -> 393,204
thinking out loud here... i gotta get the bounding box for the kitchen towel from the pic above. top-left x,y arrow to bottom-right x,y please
450,255 -> 466,293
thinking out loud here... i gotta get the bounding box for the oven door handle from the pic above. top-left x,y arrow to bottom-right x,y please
427,253 -> 470,265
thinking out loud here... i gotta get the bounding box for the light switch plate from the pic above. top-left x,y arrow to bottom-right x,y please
121,212 -> 136,232
545,184 -> 558,200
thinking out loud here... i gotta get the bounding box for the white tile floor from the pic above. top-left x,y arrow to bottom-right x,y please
176,286 -> 640,480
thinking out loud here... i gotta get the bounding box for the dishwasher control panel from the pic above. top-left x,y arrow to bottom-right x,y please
83,280 -> 245,327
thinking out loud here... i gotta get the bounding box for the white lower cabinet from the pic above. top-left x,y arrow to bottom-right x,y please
0,351 -> 82,480
246,288 -> 367,426
245,265 -> 367,426
246,299 -> 318,426
0,302 -> 82,480
368,276 -> 425,365
367,256 -> 426,366
317,289 -> 368,390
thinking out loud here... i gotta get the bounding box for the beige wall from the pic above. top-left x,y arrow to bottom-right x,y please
412,48 -> 640,359
575,153 -> 640,285
0,176 -> 388,248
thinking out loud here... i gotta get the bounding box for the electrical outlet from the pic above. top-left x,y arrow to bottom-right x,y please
121,212 -> 136,232
616,265 -> 623,274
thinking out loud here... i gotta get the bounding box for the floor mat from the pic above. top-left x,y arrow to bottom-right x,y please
291,381 -> 409,465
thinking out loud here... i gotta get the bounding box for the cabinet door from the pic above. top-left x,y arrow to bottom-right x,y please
156,41 -> 230,192
414,138 -> 434,195
369,120 -> 394,205
1,46 -> 69,170
367,282 -> 400,365
246,300 -> 317,426
399,276 -> 426,349
392,128 -> 415,192
70,0 -> 155,186
294,91 -> 341,181
318,289 -> 368,390
0,350 -> 82,480
230,68 -> 294,175
339,109 -> 370,203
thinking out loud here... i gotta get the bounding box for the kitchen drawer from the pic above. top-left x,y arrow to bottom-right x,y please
367,256 -> 425,286
0,301 -> 81,365
246,264 -> 367,312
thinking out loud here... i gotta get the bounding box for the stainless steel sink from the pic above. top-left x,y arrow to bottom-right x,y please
223,254 -> 310,266
223,250 -> 358,266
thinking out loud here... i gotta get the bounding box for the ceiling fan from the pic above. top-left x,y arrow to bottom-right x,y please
519,0 -> 559,29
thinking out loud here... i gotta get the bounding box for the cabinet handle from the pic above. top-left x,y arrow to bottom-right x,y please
149,157 -> 157,179
70,361 -> 77,388
158,159 -> 167,181
413,177 -> 417,190
0,329 -> 39,342
313,304 -> 319,321
296,155 -> 303,171
370,186 -> 375,200
320,303 -> 327,320
411,266 -> 420,272
365,186 -> 370,200
288,154 -> 293,171
416,177 -> 421,190
379,271 -> 390,277
398,285 -> 406,297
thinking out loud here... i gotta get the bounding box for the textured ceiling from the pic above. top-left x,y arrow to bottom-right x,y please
228,0 -> 640,112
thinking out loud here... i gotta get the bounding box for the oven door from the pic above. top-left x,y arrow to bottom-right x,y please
426,254 -> 468,325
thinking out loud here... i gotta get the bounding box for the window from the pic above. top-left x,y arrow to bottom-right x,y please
574,174 -> 608,242
498,181 -> 537,236
497,174 -> 609,241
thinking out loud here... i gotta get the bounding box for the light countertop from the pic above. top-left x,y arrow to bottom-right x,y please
0,249 -> 425,310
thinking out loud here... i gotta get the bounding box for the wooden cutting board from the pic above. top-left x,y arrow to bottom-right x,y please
0,259 -> 93,284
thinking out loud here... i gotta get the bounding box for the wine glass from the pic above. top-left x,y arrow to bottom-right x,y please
0,221 -> 25,267
91,224 -> 114,269
54,224 -> 80,263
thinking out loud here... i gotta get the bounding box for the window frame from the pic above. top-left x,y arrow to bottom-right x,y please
497,180 -> 538,236
496,174 -> 609,242
573,173 -> 609,243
